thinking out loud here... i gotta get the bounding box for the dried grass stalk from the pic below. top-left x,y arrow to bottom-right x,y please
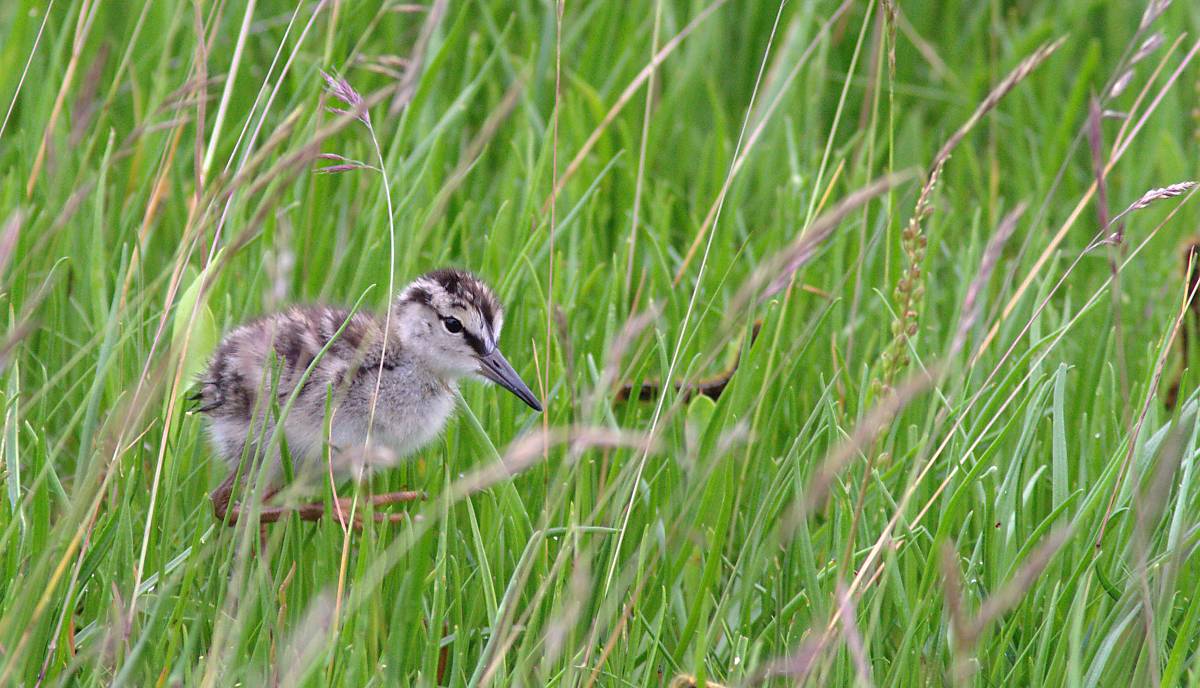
1132,32 -> 1166,65
941,529 -> 1070,683
0,209 -> 24,280
450,427 -> 657,497
277,592 -> 335,688
747,636 -> 824,684
320,69 -> 369,125
934,38 -> 1065,167
950,203 -> 1027,358
877,37 -> 1064,390
1126,181 -> 1197,211
389,0 -> 447,115
1140,0 -> 1173,30
543,0 -> 732,215
837,581 -> 872,686
593,306 -> 661,413
802,364 -> 940,517
1089,181 -> 1198,250
730,170 -> 917,313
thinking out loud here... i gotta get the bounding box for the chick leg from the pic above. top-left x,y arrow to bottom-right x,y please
358,490 -> 426,506
210,472 -> 240,524
211,473 -> 288,526
212,472 -> 422,527
288,491 -> 425,526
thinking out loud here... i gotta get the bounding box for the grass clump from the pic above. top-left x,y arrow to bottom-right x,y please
1,1 -> 1200,686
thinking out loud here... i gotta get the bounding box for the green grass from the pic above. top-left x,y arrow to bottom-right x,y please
2,0 -> 1200,685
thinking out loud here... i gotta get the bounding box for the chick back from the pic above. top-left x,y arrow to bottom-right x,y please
196,305 -> 392,468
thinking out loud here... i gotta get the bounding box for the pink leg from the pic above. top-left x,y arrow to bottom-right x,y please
211,473 -> 423,528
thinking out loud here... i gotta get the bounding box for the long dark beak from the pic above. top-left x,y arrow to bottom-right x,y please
476,349 -> 543,412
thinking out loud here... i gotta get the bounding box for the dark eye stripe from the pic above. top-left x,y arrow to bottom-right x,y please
462,330 -> 488,355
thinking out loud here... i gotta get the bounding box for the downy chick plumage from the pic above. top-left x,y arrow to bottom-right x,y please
196,268 -> 541,484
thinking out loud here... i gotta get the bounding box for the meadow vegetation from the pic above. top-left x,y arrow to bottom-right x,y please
2,0 -> 1200,685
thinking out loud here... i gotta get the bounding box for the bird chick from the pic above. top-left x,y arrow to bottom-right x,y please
196,268 -> 542,525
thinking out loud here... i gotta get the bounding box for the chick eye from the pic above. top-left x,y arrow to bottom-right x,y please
442,317 -> 463,334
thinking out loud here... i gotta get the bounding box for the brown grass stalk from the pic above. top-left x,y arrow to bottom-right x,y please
823,15 -> 1195,663
1131,404 -> 1193,688
388,0 -> 447,115
979,38 -> 1200,363
1087,95 -> 1133,410
422,79 -> 523,231
798,363 -> 941,519
837,581 -> 872,686
0,209 -> 24,282
1098,229 -> 1200,545
877,37 -> 1063,389
624,0 -> 664,294
24,0 -> 100,198
729,170 -> 918,315
841,186 -> 1198,634
539,0 -> 732,216
673,0 -> 855,286
449,427 -> 656,498
941,530 -> 1070,684
949,203 -> 1027,359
